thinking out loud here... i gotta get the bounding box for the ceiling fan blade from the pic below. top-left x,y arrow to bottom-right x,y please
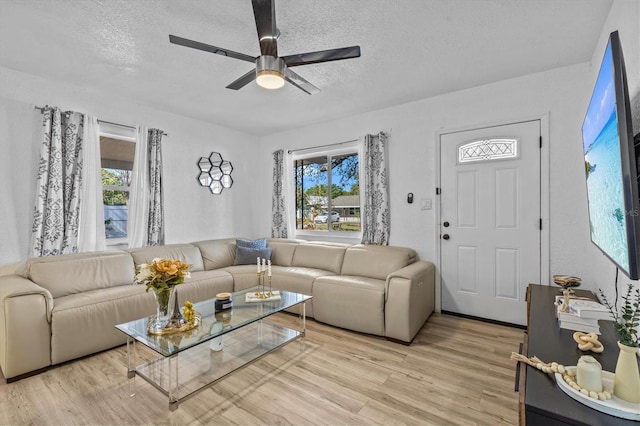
169,35 -> 257,64
251,0 -> 278,57
285,69 -> 320,95
282,46 -> 361,67
226,69 -> 257,90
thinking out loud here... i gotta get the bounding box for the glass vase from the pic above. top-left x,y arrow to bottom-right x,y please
613,341 -> 640,403
149,286 -> 177,332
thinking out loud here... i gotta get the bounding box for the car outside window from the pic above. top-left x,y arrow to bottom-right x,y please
292,149 -> 360,233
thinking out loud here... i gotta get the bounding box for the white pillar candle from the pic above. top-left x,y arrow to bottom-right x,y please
257,257 -> 261,273
268,260 -> 272,277
262,258 -> 266,272
577,355 -> 603,392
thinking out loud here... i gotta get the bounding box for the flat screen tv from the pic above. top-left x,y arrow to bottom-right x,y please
582,30 -> 640,280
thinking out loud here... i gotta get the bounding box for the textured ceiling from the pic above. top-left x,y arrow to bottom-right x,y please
0,0 -> 612,135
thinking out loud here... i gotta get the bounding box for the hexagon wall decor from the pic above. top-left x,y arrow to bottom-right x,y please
196,152 -> 233,194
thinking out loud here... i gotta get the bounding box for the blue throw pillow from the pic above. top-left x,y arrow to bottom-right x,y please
234,246 -> 272,265
236,238 -> 267,249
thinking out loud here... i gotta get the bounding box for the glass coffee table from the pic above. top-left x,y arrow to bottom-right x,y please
115,287 -> 311,410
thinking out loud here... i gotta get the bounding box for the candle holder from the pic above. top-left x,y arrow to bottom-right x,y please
255,271 -> 268,299
255,257 -> 274,299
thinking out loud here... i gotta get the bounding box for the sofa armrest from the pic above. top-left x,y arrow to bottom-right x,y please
0,274 -> 54,319
0,275 -> 53,379
384,261 -> 435,343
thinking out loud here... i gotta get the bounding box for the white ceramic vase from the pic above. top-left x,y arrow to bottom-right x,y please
613,341 -> 640,403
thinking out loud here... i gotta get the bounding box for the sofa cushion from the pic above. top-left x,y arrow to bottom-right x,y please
221,265 -> 328,317
220,265 -> 260,291
234,246 -> 272,265
180,270 -> 235,299
262,265 -> 322,317
24,251 -> 134,298
341,244 -> 417,280
312,275 -> 385,336
51,284 -> 150,364
236,238 -> 267,249
128,244 -> 205,272
50,269 -> 234,365
291,244 -> 347,274
191,238 -> 236,270
267,239 -> 305,266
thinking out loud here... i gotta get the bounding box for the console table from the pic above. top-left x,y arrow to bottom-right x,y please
519,284 -> 638,425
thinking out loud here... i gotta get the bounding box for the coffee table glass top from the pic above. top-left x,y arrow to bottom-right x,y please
115,287 -> 311,357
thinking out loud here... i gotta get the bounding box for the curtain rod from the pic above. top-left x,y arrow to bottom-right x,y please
98,119 -> 135,130
34,105 -> 73,117
34,106 -> 168,136
287,139 -> 358,155
98,119 -> 168,137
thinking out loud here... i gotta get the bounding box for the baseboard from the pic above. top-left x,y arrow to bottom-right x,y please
441,310 -> 526,330
4,366 -> 50,383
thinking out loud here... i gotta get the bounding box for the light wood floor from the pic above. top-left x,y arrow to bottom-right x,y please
0,313 -> 523,425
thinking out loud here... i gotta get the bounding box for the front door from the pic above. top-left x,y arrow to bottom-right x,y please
440,120 -> 541,325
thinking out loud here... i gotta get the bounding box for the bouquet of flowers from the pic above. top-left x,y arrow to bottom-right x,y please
135,258 -> 191,293
136,258 -> 191,331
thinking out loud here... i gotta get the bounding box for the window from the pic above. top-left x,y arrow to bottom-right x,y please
458,138 -> 519,164
292,146 -> 360,233
99,124 -> 136,246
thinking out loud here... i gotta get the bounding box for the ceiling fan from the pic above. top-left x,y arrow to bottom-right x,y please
169,0 -> 361,95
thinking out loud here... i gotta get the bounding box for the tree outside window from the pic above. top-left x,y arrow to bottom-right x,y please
100,136 -> 135,241
102,168 -> 130,238
293,150 -> 360,232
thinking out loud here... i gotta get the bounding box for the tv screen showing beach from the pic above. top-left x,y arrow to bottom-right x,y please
582,40 -> 629,273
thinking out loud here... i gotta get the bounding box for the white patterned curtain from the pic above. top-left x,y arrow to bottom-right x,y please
128,126 -> 164,248
31,107 -> 84,257
147,129 -> 164,245
78,114 -> 106,252
360,131 -> 390,245
271,149 -> 288,238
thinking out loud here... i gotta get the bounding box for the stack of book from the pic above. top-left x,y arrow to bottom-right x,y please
568,299 -> 612,320
557,310 -> 601,334
555,297 -> 611,334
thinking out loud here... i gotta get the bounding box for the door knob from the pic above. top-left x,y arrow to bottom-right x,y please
443,221 -> 450,227
442,234 -> 450,240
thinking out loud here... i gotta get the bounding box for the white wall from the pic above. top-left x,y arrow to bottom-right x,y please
0,66 -> 259,266
255,1 -> 640,310
583,0 -> 640,305
0,98 -> 41,267
2,0 -> 637,313
257,63 -> 593,284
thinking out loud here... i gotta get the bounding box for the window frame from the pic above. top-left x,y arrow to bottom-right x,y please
98,123 -> 136,248
457,137 -> 520,164
288,141 -> 363,243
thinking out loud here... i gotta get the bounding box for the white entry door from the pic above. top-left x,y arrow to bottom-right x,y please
440,120 -> 541,325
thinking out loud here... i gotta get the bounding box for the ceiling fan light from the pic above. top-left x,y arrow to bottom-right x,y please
256,70 -> 285,89
255,55 -> 286,90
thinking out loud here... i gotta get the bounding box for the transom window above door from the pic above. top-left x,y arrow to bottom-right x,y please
457,138 -> 519,164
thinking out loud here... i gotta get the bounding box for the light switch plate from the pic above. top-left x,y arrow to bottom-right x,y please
421,198 -> 432,210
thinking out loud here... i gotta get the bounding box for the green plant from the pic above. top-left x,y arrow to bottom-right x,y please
599,284 -> 640,347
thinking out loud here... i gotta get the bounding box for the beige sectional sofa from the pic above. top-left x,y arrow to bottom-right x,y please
0,238 -> 435,381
